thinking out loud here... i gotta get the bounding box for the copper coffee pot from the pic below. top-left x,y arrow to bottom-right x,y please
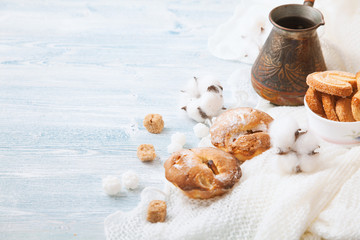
251,0 -> 326,106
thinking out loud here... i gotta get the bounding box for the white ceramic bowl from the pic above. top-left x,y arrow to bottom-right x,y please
304,99 -> 360,145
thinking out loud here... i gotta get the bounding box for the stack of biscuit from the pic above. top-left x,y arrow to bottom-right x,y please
305,70 -> 360,122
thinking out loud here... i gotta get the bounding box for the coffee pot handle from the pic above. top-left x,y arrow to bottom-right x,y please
304,0 -> 315,7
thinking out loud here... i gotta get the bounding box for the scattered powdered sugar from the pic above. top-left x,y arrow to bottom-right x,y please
102,176 -> 122,196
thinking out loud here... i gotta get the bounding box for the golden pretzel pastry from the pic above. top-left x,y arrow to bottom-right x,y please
210,107 -> 273,161
305,87 -> 325,117
307,71 -> 353,97
321,93 -> 339,121
335,98 -> 355,122
164,147 -> 241,199
351,91 -> 360,121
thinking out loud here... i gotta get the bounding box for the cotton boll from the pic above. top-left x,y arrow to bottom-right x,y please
167,142 -> 183,153
294,131 -> 320,155
269,117 -> 300,153
199,92 -> 223,117
299,154 -> 320,173
179,91 -> 192,108
183,77 -> 200,98
193,123 -> 210,138
198,135 -> 214,148
171,132 -> 186,146
185,98 -> 206,122
102,176 -> 122,196
275,152 -> 299,175
122,170 -> 139,190
197,75 -> 222,94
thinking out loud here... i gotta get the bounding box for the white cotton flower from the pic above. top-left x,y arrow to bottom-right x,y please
193,123 -> 210,138
102,176 -> 122,196
122,170 -> 139,190
275,152 -> 299,175
167,142 -> 183,153
299,154 -> 319,173
269,117 -> 300,153
197,75 -> 221,94
294,130 -> 320,155
199,92 -> 223,117
183,77 -> 200,98
180,75 -> 224,123
171,132 -> 186,146
185,98 -> 206,123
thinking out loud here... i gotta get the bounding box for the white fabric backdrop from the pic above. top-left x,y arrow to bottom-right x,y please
208,0 -> 360,73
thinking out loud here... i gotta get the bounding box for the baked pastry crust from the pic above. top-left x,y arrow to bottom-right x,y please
327,70 -> 357,90
164,147 -> 241,199
321,93 -> 339,121
210,107 -> 273,161
305,87 -> 325,117
351,91 -> 360,121
335,98 -> 355,122
307,71 -> 353,97
356,71 -> 360,91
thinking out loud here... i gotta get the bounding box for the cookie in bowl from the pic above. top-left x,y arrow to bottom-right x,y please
304,70 -> 360,145
164,147 -> 241,199
210,107 -> 273,161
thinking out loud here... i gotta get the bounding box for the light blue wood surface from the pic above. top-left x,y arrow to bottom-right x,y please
0,1 -> 242,239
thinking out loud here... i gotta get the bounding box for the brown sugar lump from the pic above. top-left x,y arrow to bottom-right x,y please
147,200 -> 166,223
143,114 -> 164,134
137,144 -> 156,162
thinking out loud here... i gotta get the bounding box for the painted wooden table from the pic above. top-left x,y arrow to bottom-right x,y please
0,0 -> 245,239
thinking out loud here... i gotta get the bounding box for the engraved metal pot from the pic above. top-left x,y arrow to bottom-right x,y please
251,0 -> 326,106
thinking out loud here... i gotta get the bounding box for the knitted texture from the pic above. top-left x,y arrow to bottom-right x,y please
105,107 -> 360,239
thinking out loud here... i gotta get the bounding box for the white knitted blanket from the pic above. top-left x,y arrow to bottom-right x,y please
105,106 -> 360,240
105,1 -> 360,238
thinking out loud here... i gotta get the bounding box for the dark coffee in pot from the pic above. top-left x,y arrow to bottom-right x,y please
276,16 -> 315,29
